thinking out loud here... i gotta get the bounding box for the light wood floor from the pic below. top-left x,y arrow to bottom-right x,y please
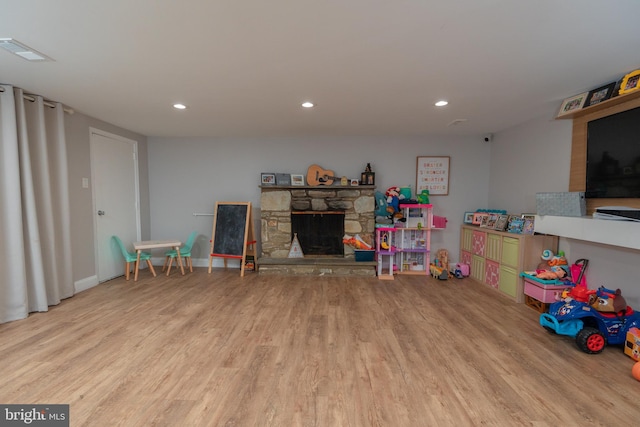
1,269 -> 638,426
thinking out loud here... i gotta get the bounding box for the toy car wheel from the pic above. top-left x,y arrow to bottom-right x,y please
576,327 -> 606,354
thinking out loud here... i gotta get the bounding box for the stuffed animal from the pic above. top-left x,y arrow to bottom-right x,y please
417,189 -> 430,204
435,248 -> 450,272
589,287 -> 627,313
385,187 -> 405,218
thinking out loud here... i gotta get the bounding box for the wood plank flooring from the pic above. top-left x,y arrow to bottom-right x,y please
1,269 -> 638,426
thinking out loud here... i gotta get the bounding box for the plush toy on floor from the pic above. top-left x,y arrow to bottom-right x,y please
436,248 -> 450,272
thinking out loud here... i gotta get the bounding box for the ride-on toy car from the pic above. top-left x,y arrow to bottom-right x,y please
540,286 -> 640,354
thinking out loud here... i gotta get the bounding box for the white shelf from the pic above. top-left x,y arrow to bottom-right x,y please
534,215 -> 640,250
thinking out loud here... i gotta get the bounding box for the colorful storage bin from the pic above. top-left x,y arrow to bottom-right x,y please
355,250 -> 375,262
523,277 -> 568,303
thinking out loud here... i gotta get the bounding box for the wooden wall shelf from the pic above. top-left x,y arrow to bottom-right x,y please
556,88 -> 640,120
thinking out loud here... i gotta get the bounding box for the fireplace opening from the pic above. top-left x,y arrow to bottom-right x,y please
291,211 -> 345,256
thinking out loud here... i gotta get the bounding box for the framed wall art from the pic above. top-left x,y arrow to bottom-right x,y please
416,156 -> 450,196
557,92 -> 588,117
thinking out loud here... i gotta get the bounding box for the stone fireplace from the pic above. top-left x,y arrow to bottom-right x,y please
259,186 -> 376,263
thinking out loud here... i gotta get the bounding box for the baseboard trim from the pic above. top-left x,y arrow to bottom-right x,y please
75,275 -> 99,293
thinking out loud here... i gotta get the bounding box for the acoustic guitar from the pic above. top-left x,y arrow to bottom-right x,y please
306,164 -> 336,186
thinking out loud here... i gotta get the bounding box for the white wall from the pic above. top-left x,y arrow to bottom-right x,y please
489,111 -> 640,305
489,113 -> 572,213
147,135 -> 491,264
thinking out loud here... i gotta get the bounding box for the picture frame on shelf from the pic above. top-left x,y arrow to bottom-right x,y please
619,70 -> 640,96
486,213 -> 498,229
494,214 -> 509,231
472,212 -> 486,225
463,212 -> 475,224
507,216 -> 525,234
584,82 -> 616,107
522,218 -> 535,235
479,215 -> 490,228
350,178 -> 359,186
557,92 -> 588,117
291,174 -> 305,186
275,173 -> 291,186
261,173 -> 276,186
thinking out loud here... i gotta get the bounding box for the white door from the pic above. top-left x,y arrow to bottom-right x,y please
91,129 -> 141,282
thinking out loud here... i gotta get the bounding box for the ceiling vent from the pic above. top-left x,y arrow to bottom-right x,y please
0,38 -> 52,61
447,118 -> 468,127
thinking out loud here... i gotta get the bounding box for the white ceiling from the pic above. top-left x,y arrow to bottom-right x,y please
1,0 -> 639,139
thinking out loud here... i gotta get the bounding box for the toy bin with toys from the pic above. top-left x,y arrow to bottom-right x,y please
521,272 -> 568,313
354,249 -> 375,262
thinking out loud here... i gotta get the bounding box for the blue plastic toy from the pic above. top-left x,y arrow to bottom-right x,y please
540,294 -> 640,354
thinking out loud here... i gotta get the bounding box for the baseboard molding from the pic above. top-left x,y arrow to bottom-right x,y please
75,275 -> 99,293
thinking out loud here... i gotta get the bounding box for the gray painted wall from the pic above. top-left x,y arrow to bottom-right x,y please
63,101 -> 640,305
147,135 -> 492,265
65,112 -> 149,284
489,111 -> 640,306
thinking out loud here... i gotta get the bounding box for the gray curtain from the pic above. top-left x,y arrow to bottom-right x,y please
0,85 -> 74,324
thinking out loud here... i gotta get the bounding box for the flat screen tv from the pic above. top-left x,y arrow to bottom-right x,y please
586,106 -> 640,198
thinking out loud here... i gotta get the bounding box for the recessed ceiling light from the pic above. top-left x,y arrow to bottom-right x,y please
435,100 -> 448,107
173,103 -> 187,110
301,102 -> 314,108
0,38 -> 52,61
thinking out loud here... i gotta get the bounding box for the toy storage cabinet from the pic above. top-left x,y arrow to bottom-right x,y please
460,225 -> 558,303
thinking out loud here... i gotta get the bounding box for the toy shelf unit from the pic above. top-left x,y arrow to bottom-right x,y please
395,204 -> 433,276
459,224 -> 558,303
376,227 -> 397,280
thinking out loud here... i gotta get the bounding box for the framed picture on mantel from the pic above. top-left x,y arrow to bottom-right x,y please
261,173 -> 276,186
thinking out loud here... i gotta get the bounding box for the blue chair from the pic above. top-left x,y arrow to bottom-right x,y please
163,231 -> 197,275
112,236 -> 156,280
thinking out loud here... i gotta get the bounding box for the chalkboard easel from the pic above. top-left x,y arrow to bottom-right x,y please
208,201 -> 256,277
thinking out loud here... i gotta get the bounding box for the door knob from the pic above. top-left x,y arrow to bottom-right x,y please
97,210 -> 105,216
